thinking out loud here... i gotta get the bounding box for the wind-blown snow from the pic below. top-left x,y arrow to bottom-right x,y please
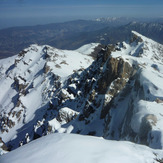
0,133 -> 163,163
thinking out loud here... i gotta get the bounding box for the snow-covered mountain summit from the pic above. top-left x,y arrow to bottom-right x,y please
0,43 -> 100,152
0,31 -> 163,162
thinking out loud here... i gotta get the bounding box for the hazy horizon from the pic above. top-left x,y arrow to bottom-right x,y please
0,0 -> 163,29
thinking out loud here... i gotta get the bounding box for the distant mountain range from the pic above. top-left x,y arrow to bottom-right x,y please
0,18 -> 163,59
86,21 -> 163,45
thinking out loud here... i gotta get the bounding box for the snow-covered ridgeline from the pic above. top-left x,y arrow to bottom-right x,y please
0,133 -> 163,163
0,31 -> 163,161
104,31 -> 163,148
0,43 -> 99,151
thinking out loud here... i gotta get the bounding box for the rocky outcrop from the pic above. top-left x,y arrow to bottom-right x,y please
96,49 -> 134,119
155,98 -> 163,103
43,63 -> 50,74
14,76 -> 28,94
18,50 -> 28,57
130,31 -> 143,44
57,107 -> 79,123
0,137 -> 8,151
98,57 -> 133,95
0,137 -> 8,155
0,114 -> 15,133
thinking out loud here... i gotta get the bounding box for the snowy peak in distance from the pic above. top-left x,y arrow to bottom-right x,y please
95,16 -> 133,22
95,17 -> 119,22
94,17 -> 140,26
0,31 -> 163,162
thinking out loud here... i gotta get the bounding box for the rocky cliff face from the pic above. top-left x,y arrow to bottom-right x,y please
0,31 -> 163,153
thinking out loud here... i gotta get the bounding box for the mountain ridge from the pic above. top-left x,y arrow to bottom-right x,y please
0,31 -> 163,160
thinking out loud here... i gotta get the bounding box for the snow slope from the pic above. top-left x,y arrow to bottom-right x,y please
75,43 -> 100,55
104,31 -> 163,149
1,31 -> 163,161
1,133 -> 163,163
0,43 -> 99,149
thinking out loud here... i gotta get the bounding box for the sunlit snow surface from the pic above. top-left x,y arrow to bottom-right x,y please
0,133 -> 163,163
1,31 -> 163,161
107,31 -> 163,149
0,43 -> 98,143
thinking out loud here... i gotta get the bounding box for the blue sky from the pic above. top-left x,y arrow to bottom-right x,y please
0,0 -> 163,29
